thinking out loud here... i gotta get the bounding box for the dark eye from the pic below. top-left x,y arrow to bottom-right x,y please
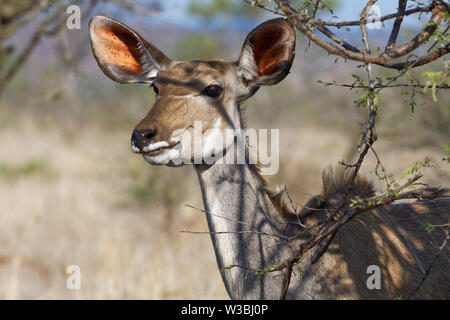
204,85 -> 222,98
152,84 -> 159,96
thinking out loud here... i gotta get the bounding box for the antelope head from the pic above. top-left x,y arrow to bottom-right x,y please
89,16 -> 295,166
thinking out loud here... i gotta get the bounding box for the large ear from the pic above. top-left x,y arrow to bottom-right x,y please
89,16 -> 172,84
238,18 -> 296,86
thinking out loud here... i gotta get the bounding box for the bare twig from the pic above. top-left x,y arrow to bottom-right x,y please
404,231 -> 449,300
271,1 -> 446,70
185,204 -> 255,228
311,230 -> 337,265
242,0 -> 281,15
0,0 -> 159,94
284,185 -> 305,227
179,229 -> 289,241
280,262 -> 293,299
271,175 -> 439,273
386,43 -> 450,70
317,80 -> 450,90
317,6 -> 433,28
0,0 -> 84,94
368,144 -> 391,191
385,0 -> 408,52
184,204 -> 289,241
1,0 -> 52,39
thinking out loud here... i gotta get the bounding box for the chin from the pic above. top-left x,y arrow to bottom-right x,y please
142,149 -> 186,167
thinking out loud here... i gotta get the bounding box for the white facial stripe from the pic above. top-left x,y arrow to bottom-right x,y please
169,128 -> 188,143
166,94 -> 197,99
202,117 -> 224,158
214,117 -> 222,129
142,141 -> 169,153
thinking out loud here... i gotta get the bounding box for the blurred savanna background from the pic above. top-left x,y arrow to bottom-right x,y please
0,0 -> 448,299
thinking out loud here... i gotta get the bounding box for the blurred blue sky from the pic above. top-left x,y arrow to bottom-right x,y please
136,0 -> 426,31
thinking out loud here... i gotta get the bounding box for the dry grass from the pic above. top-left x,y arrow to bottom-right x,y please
0,121 -> 228,299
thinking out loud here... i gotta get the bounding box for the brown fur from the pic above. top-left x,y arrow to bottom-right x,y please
284,167 -> 449,299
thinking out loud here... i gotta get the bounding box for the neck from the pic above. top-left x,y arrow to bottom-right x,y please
194,146 -> 291,299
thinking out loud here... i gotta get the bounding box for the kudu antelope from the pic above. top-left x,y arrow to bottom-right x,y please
89,16 -> 449,299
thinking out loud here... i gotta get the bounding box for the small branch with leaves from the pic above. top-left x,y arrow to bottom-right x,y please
240,0 -> 449,300
245,0 -> 449,70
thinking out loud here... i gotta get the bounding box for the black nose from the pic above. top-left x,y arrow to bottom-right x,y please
131,128 -> 156,153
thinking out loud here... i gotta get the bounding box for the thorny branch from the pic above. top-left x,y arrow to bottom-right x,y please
404,231 -> 449,300
0,0 -> 90,94
182,204 -> 290,241
189,178 -> 449,277
237,0 -> 450,300
317,80 -> 450,90
248,0 -> 449,70
386,0 -> 408,52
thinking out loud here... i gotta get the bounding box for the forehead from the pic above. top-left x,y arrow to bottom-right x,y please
155,60 -> 234,91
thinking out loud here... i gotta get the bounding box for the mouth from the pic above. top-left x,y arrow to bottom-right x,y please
142,141 -> 180,157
